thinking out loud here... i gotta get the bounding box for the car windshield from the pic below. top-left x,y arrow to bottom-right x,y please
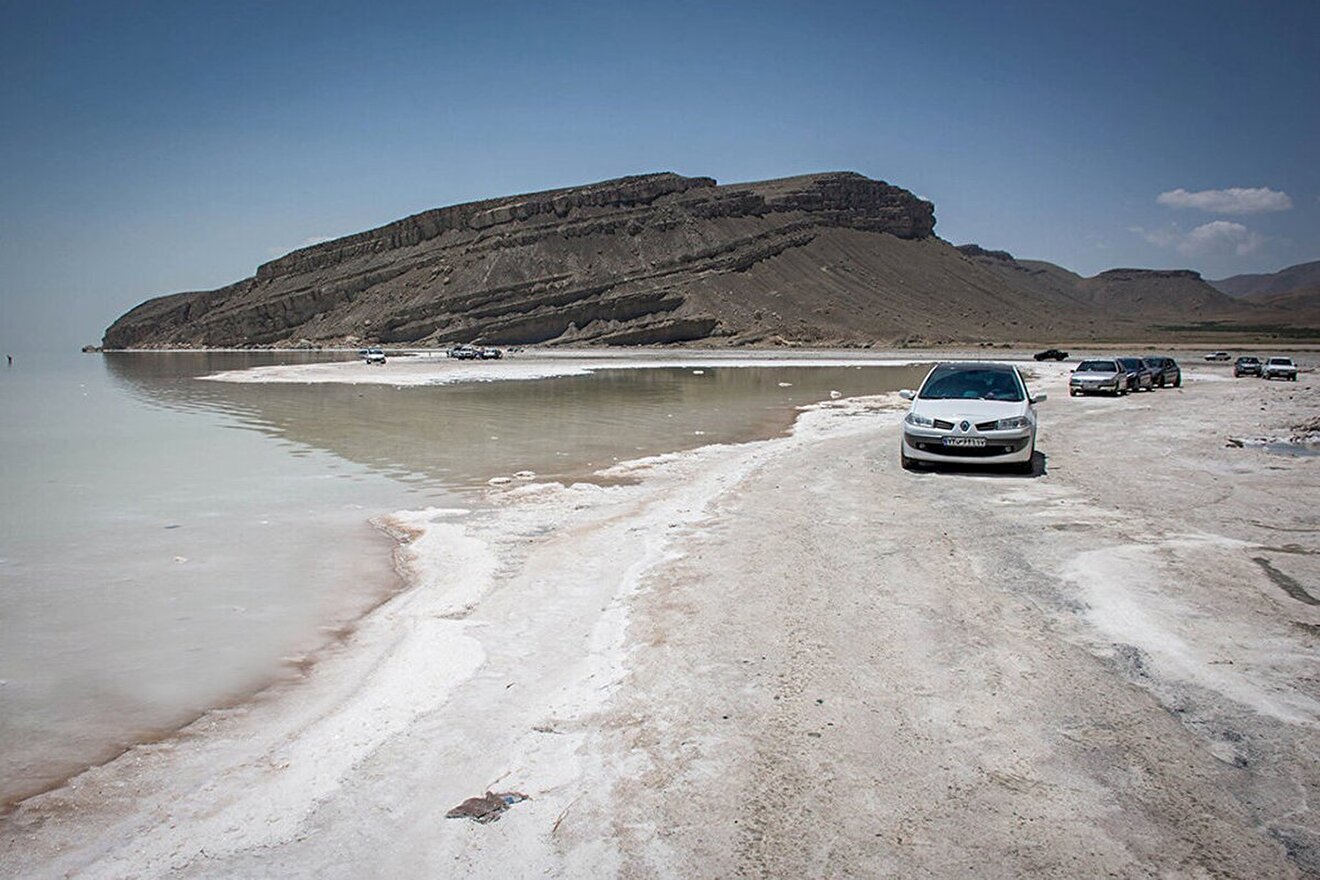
1142,359 -> 1161,367
919,366 -> 1024,401
1076,361 -> 1117,373
1268,358 -> 1292,365
1118,358 -> 1144,369
1238,357 -> 1258,364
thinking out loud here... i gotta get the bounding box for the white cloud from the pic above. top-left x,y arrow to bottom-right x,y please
1156,187 -> 1292,214
1181,220 -> 1263,255
1135,221 -> 1264,256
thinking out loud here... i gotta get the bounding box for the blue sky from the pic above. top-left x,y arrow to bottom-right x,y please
2,0 -> 1317,351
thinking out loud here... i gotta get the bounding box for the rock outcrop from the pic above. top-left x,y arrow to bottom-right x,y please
104,172 -> 940,349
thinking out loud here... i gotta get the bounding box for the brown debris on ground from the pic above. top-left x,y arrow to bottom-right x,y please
445,791 -> 529,824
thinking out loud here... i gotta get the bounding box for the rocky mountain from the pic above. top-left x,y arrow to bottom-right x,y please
952,246 -> 1248,321
1211,260 -> 1320,299
103,172 -> 1314,349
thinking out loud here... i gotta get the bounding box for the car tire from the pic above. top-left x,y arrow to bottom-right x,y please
900,450 -> 919,471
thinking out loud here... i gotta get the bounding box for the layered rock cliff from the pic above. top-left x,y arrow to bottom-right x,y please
104,172 -> 942,348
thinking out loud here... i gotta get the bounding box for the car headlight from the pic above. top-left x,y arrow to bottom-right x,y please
904,412 -> 934,428
994,416 -> 1030,430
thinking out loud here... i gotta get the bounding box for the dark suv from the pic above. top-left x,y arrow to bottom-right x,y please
1234,356 -> 1262,378
1142,356 -> 1181,388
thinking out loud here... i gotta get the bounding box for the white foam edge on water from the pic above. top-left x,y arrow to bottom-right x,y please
199,355 -> 928,386
373,507 -> 492,617
21,392 -> 911,875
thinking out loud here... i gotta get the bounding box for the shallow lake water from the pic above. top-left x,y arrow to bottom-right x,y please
0,351 -> 927,804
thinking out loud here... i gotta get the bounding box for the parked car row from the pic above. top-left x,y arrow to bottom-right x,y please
1234,355 -> 1298,380
446,343 -> 504,360
1069,356 -> 1181,396
901,350 -> 1304,476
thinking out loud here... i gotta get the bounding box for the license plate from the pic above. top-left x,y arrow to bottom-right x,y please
942,437 -> 986,448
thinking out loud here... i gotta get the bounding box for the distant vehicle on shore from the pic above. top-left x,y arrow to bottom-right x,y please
1033,348 -> 1069,361
1234,356 -> 1262,378
1069,359 -> 1125,396
1204,351 -> 1231,361
447,343 -> 503,360
1142,356 -> 1181,388
1263,357 -> 1298,381
361,348 -> 386,365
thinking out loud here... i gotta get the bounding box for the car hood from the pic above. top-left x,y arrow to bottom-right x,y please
911,398 -> 1031,421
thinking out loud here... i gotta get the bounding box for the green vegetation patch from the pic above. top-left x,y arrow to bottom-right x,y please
1154,322 -> 1320,339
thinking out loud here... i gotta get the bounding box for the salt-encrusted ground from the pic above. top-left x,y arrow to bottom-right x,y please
3,355 -> 1317,878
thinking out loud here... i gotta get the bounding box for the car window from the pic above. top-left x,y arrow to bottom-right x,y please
1077,361 -> 1117,372
919,367 -> 1024,401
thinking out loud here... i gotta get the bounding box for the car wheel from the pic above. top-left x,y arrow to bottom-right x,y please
1012,451 -> 1035,475
901,449 -> 919,471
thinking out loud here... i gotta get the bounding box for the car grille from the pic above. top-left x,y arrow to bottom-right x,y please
975,419 -> 999,432
904,435 -> 1031,457
933,418 -> 955,430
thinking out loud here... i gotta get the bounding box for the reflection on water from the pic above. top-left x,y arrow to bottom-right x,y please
104,353 -> 930,488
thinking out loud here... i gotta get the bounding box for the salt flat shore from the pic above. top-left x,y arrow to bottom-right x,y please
3,354 -> 1318,878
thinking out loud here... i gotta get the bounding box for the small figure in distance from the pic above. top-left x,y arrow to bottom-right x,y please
6,355 -> 11,366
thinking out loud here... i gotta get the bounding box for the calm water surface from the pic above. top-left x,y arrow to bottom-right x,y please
0,351 -> 926,804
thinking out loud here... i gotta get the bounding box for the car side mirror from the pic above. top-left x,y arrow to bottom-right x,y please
899,390 -> 915,400
1031,394 -> 1048,404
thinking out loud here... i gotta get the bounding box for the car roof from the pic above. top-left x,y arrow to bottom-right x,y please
930,362 -> 1018,372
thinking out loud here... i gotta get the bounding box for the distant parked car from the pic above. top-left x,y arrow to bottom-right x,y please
1117,357 -> 1155,392
1204,351 -> 1231,361
1069,359 -> 1126,396
1142,356 -> 1181,388
1234,356 -> 1262,378
448,344 -> 480,360
478,347 -> 504,360
1263,357 -> 1298,381
1033,348 -> 1069,361
899,362 -> 1043,474
361,348 -> 386,365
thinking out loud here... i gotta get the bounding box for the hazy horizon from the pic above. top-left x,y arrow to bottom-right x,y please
2,0 -> 1318,354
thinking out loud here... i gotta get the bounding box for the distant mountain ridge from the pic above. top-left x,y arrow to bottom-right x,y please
1210,260 -> 1320,319
1211,260 -> 1320,299
102,172 -> 1318,349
